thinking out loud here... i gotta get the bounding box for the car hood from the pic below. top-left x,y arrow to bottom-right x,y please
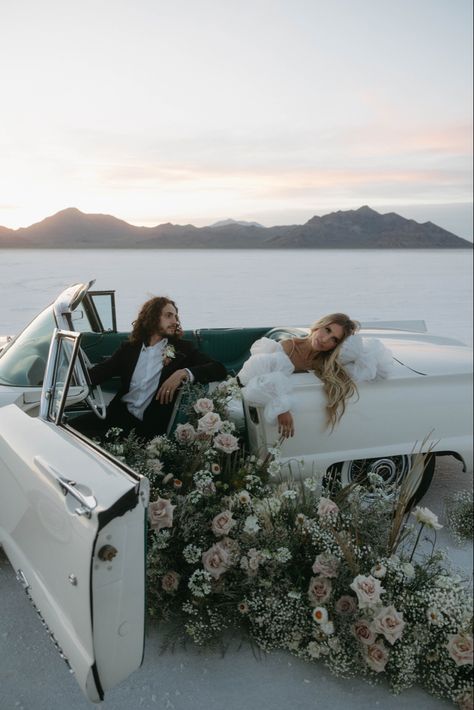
365,331 -> 473,376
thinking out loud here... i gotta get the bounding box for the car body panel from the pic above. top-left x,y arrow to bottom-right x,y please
0,308 -> 149,703
243,360 -> 473,475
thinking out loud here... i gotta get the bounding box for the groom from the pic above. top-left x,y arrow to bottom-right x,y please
80,296 -> 226,439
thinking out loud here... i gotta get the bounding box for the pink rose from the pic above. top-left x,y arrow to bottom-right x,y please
211,510 -> 236,536
317,497 -> 339,518
335,595 -> 358,615
364,640 -> 390,673
213,432 -> 239,454
352,618 -> 377,645
148,497 -> 175,530
373,605 -> 405,645
308,576 -> 332,605
197,412 -> 222,435
161,571 -> 180,592
457,689 -> 473,710
193,398 -> 214,414
350,574 -> 385,609
219,536 -> 240,564
447,632 -> 473,667
175,423 -> 197,445
202,541 -> 231,580
312,553 -> 340,578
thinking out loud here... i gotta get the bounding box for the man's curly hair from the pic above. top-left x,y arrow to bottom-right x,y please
129,296 -> 181,345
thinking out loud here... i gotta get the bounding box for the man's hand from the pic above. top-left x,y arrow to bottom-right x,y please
277,411 -> 295,438
156,369 -> 189,404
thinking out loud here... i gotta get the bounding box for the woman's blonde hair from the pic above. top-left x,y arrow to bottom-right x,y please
309,313 -> 359,429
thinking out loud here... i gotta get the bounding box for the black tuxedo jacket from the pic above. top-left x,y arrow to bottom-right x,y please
89,338 -> 227,437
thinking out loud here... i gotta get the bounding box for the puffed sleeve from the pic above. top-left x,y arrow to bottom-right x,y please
238,338 -> 296,424
339,334 -> 393,382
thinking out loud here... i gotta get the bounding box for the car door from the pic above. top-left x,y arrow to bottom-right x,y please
0,329 -> 149,703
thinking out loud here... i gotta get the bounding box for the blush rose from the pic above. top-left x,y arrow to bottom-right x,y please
148,498 -> 175,531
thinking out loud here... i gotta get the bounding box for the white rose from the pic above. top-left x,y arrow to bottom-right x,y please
247,548 -> 263,573
213,432 -> 240,454
373,605 -> 405,645
193,397 -> 214,414
411,506 -> 443,530
350,574 -> 385,609
174,422 -> 197,445
317,496 -> 339,518
321,621 -> 335,636
364,640 -> 390,673
371,563 -> 387,579
308,576 -> 332,605
202,542 -> 231,580
446,632 -> 473,667
197,411 -> 222,435
312,553 -> 340,578
148,498 -> 175,530
401,562 -> 415,579
243,515 -> 260,534
211,510 -> 236,536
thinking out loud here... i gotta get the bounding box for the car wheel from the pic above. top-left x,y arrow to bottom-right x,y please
328,454 -> 435,505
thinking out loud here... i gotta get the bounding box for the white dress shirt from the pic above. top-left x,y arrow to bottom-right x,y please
121,339 -> 193,420
121,339 -> 167,420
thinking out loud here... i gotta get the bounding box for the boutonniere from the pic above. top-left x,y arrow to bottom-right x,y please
163,344 -> 176,367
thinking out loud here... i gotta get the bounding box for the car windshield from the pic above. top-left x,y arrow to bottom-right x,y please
0,284 -> 106,387
0,306 -> 56,386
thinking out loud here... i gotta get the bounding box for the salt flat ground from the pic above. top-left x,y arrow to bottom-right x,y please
1,457 -> 471,710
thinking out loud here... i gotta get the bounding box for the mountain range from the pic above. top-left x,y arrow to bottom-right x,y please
0,206 -> 471,249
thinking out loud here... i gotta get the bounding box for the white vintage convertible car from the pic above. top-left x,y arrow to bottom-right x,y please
0,281 -> 472,702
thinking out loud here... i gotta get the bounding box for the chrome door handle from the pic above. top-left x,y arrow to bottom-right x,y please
34,455 -> 97,518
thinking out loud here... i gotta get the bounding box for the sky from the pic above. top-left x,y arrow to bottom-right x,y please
0,0 -> 472,238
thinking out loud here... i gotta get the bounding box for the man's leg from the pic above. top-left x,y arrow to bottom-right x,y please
73,401 -> 143,441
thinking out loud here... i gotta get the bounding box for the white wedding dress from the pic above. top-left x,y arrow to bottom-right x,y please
238,335 -> 393,425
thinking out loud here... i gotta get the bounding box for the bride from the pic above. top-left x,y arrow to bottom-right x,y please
238,313 -> 392,438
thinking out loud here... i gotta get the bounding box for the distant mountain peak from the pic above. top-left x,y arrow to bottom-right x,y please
208,218 -> 264,228
356,205 -> 378,214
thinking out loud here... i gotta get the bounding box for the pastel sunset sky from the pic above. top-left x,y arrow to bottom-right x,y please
1,0 -> 472,237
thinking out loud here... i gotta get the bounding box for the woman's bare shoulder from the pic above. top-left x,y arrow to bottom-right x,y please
280,338 -> 296,356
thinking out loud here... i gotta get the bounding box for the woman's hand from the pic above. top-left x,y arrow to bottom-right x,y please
156,369 -> 189,404
277,411 -> 295,438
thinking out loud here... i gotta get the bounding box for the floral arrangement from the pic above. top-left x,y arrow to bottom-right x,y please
445,490 -> 474,546
103,380 -> 473,709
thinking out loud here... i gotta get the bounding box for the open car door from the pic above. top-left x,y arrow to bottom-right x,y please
0,329 -> 148,703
